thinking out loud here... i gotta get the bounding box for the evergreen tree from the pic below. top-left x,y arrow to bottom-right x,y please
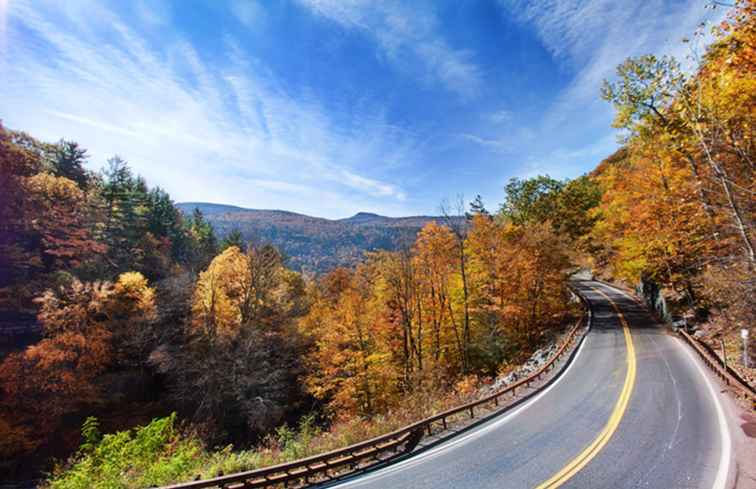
466,194 -> 490,220
101,157 -> 148,274
146,187 -> 190,264
187,208 -> 218,270
220,228 -> 245,252
54,140 -> 89,189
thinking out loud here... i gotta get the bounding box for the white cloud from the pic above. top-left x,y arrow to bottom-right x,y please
517,134 -> 617,180
45,110 -> 141,138
458,123 -> 538,156
340,170 -> 407,200
500,0 -> 621,65
297,0 -> 482,98
230,0 -> 265,27
498,0 -> 724,116
135,0 -> 168,26
493,0 -> 725,163
487,109 -> 512,124
460,133 -> 508,151
1,0 -> 417,218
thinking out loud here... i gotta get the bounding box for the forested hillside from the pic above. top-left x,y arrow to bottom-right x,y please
175,203 -> 463,272
589,1 -> 754,372
0,123 -> 591,487
0,127 -> 222,473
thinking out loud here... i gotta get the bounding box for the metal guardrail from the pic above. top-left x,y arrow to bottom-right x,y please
677,328 -> 756,409
160,428 -> 420,489
161,293 -> 590,489
594,278 -> 755,410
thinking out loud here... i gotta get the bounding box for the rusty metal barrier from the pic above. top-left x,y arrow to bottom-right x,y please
677,328 -> 756,410
160,291 -> 590,489
594,278 -> 754,410
160,427 -> 421,489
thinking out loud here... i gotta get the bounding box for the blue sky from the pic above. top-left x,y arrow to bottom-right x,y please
0,0 -> 721,218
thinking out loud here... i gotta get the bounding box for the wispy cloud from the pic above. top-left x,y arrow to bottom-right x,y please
517,134 -> 617,179
486,110 -> 512,125
45,110 -> 141,138
473,0 -> 725,182
134,0 -> 168,26
2,0 -> 723,219
2,0 -> 418,218
229,0 -> 265,27
297,0 -> 482,99
498,0 -> 724,123
340,170 -> 407,200
460,133 -> 508,152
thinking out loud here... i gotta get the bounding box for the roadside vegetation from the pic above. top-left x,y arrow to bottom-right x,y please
591,0 -> 754,381
0,117 -> 589,486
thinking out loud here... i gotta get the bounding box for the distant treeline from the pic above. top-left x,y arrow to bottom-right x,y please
175,203 -> 465,273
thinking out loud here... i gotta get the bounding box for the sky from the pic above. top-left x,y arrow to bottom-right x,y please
0,0 -> 723,218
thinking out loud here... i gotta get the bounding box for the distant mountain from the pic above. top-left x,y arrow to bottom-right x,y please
181,203 -> 249,215
338,212 -> 388,225
177,203 -> 461,273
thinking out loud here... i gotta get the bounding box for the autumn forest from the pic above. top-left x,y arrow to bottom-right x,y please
0,2 -> 753,488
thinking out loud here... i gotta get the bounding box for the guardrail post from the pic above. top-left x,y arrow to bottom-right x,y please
405,427 -> 424,453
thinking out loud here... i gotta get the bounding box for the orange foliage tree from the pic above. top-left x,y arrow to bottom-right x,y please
595,0 -> 753,329
0,272 -> 156,458
0,279 -> 113,457
301,215 -> 573,418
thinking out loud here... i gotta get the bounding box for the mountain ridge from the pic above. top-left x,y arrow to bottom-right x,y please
176,202 -> 461,272
178,202 -> 444,224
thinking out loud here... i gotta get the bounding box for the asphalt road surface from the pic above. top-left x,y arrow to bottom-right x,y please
325,280 -> 731,489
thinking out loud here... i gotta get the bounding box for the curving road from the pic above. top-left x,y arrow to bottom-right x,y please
324,280 -> 731,489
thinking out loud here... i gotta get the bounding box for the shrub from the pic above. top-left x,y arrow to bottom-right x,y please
48,414 -> 202,489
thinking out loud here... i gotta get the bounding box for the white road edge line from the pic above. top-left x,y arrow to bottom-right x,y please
329,317 -> 592,488
597,281 -> 732,489
677,338 -> 732,489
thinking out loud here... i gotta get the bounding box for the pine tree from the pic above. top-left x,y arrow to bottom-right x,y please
221,228 -> 245,252
466,194 -> 490,220
187,208 -> 218,270
54,140 -> 89,189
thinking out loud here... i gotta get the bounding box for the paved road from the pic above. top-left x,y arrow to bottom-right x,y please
325,280 -> 731,489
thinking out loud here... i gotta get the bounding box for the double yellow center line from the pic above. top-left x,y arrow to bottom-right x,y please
535,287 -> 637,489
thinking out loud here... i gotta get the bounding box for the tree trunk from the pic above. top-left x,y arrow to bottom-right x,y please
459,242 -> 471,372
695,131 -> 755,264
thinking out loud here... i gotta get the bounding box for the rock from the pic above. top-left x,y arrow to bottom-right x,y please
480,336 -> 564,397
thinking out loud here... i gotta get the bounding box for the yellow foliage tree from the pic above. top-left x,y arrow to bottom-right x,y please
301,265 -> 399,416
191,246 -> 246,340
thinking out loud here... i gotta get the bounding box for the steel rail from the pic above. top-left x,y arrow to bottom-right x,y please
677,328 -> 756,410
594,278 -> 754,409
160,289 -> 590,489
